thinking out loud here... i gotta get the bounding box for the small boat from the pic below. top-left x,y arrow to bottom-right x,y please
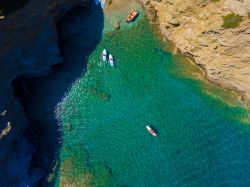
146,125 -> 157,136
109,54 -> 114,66
102,49 -> 107,61
126,9 -> 138,22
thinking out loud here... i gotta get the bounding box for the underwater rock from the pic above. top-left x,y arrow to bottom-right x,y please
114,21 -> 120,29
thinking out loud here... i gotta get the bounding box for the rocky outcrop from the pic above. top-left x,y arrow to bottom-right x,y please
0,121 -> 11,140
140,0 -> 250,106
0,0 -> 89,186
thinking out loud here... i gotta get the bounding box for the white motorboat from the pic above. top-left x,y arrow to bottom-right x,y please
102,49 -> 107,61
109,54 -> 114,66
146,125 -> 157,136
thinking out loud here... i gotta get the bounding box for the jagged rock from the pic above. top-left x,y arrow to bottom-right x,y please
140,0 -> 158,23
0,0 -> 89,186
168,19 -> 180,26
114,22 -> 120,29
245,28 -> 250,34
223,0 -> 250,16
0,122 -> 11,140
140,0 -> 250,106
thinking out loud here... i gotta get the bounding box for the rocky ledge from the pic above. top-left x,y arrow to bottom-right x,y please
0,0 -> 89,186
140,0 -> 250,106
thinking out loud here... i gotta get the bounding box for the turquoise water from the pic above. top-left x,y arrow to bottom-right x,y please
55,2 -> 250,186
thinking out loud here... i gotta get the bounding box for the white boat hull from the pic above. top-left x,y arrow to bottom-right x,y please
102,49 -> 107,62
109,54 -> 114,66
146,125 -> 157,136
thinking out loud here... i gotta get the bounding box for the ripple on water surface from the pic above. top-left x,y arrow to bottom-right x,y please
55,1 -> 250,186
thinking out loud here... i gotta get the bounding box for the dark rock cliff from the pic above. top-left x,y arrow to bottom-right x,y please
0,0 -> 89,186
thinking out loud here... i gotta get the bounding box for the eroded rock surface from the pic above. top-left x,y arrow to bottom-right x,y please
140,0 -> 250,106
0,0 -> 89,185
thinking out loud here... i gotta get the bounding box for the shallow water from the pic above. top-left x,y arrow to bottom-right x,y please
55,1 -> 250,186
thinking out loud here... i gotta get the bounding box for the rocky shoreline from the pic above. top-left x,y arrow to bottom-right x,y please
140,0 -> 250,107
0,0 -> 89,185
0,0 -> 249,185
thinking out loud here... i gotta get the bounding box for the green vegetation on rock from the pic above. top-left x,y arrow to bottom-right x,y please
222,13 -> 243,29
248,12 -> 250,19
107,0 -> 112,6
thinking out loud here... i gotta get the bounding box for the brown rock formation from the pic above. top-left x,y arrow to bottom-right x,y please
140,0 -> 250,106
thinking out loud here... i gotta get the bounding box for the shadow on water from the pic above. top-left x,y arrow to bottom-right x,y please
146,124 -> 160,136
151,125 -> 160,136
20,1 -> 104,185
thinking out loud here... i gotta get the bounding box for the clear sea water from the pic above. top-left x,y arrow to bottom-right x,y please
54,1 -> 250,186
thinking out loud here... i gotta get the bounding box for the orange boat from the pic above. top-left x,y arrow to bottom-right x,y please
126,9 -> 138,22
